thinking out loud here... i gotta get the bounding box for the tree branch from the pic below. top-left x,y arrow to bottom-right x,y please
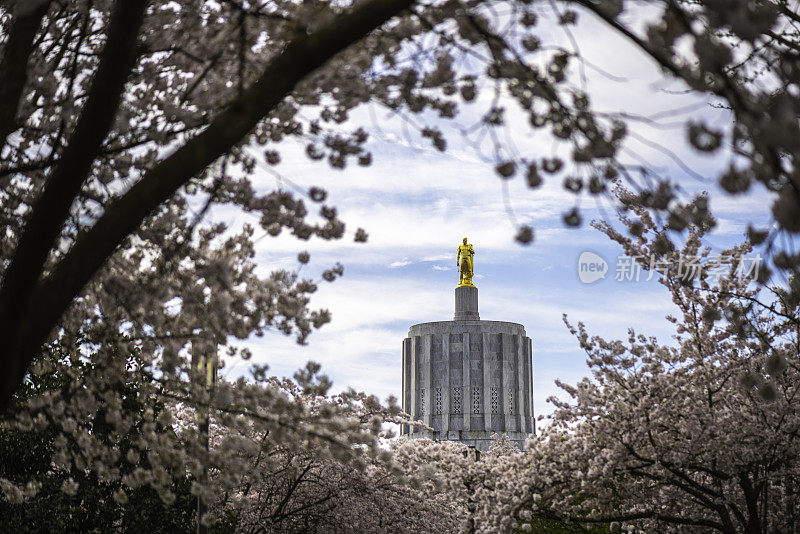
0,0 -> 148,412
0,0 -> 52,145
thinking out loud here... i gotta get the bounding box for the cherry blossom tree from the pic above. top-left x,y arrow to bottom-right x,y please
0,350 -> 196,532
0,336 -> 424,530
181,373 -> 442,533
223,440 -> 458,533
390,436 -> 531,533
484,204 -> 800,533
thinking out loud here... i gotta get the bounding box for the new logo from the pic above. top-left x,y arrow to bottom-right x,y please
578,251 -> 608,284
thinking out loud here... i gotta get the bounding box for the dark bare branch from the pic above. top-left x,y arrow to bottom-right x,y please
0,1 -> 51,145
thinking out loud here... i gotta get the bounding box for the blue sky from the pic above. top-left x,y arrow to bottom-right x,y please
218,7 -> 776,421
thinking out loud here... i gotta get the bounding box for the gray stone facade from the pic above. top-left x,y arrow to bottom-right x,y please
401,286 -> 534,451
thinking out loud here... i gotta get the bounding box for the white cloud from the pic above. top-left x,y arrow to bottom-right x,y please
389,258 -> 412,268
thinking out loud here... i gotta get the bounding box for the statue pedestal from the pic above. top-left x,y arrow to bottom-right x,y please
454,285 -> 479,321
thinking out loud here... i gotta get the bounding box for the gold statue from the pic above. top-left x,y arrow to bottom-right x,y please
456,237 -> 476,287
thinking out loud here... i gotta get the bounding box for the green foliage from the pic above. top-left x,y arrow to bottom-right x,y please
524,514 -> 612,534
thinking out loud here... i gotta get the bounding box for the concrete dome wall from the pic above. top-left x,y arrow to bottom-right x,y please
401,287 -> 534,451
